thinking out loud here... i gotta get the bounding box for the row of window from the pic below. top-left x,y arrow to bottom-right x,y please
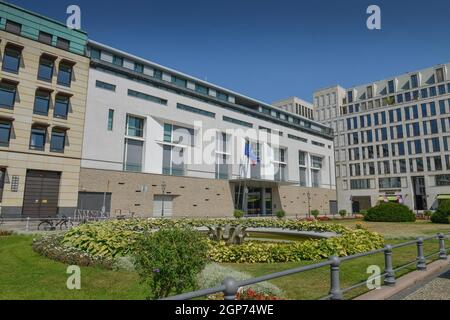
345,137 -> 450,162
343,83 -> 449,115
338,155 -> 450,178
90,50 -> 333,138
0,83 -> 71,119
345,68 -> 446,104
3,19 -> 71,51
346,119 -> 450,146
0,121 -> 66,152
2,46 -> 73,87
345,100 -> 450,131
350,174 -> 450,190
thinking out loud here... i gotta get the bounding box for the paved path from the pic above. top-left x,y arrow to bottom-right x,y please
386,265 -> 450,300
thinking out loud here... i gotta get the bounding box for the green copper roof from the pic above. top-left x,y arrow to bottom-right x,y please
0,1 -> 87,55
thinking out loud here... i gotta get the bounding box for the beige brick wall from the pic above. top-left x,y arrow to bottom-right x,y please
0,30 -> 89,215
79,168 -> 337,218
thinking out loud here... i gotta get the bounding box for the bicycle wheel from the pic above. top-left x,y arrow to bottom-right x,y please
38,221 -> 53,231
60,220 -> 74,230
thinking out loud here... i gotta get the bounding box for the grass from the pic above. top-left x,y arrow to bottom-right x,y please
0,235 -> 147,300
0,219 -> 448,300
324,218 -> 450,239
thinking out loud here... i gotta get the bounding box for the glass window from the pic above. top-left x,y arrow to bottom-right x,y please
50,130 -> 66,152
430,86 -> 437,97
134,63 -> 144,73
57,64 -> 72,87
0,121 -> 11,147
29,127 -> 46,151
2,47 -> 21,73
96,80 -> 116,92
436,68 -> 445,83
311,170 -> 320,188
439,100 -> 446,114
38,31 -> 52,45
124,138 -> 144,172
311,156 -> 323,169
127,89 -> 167,105
195,84 -> 208,95
0,82 -> 16,109
38,58 -> 54,82
90,48 -> 101,60
113,56 -> 123,66
126,115 -> 144,138
5,20 -> 21,34
421,88 -> 428,98
430,102 -> 436,116
217,92 -> 228,102
33,90 -> 50,116
388,80 -> 395,94
430,120 -> 438,134
405,92 -> 411,101
153,69 -> 162,79
411,75 -> 418,88
56,37 -> 70,50
54,95 -> 69,119
164,123 -> 172,142
397,94 -> 404,103
108,109 -> 114,131
412,105 -> 419,119
421,103 -> 428,117
299,167 -> 307,187
171,76 -> 187,88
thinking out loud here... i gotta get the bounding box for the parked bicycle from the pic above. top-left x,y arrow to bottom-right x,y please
38,216 -> 73,231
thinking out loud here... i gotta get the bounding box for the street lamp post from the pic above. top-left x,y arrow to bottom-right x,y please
161,181 -> 167,218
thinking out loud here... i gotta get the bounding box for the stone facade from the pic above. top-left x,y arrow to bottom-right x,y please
0,14 -> 89,217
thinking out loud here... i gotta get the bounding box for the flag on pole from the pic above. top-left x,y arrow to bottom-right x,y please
245,141 -> 258,166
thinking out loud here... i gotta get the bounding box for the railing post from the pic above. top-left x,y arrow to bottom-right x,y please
25,217 -> 30,231
384,245 -> 396,286
329,256 -> 343,300
416,237 -> 427,271
222,277 -> 238,300
438,234 -> 447,260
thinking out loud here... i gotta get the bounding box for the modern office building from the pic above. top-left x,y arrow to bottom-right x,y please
0,2 -> 90,217
78,41 -> 337,218
272,97 -> 315,120
313,64 -> 450,213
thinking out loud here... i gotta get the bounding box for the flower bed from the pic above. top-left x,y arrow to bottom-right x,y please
60,219 -> 385,263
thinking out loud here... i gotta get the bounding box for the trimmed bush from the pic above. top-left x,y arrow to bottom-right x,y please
431,200 -> 450,224
311,210 -> 320,219
233,210 -> 245,219
275,210 -> 286,219
364,202 -> 416,222
339,210 -> 347,218
133,227 -> 208,299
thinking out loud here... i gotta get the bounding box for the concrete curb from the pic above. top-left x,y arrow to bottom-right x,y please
354,259 -> 450,300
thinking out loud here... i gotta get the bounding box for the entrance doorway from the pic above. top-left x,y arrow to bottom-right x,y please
235,187 -> 273,216
351,196 -> 371,214
22,170 -> 61,218
412,176 -> 427,211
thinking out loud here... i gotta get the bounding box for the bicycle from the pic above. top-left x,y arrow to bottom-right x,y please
38,216 -> 73,231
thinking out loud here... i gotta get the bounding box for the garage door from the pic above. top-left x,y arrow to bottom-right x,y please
153,195 -> 173,218
22,170 -> 61,218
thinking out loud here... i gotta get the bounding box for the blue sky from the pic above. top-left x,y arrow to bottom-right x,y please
7,0 -> 450,103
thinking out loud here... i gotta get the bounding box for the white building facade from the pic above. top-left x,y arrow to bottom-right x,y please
79,41 -> 337,218
313,63 -> 450,213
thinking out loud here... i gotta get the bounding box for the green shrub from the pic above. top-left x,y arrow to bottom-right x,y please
61,218 -> 384,264
424,210 -> 433,218
275,210 -> 286,219
339,210 -> 347,218
431,200 -> 450,224
233,210 -> 245,219
364,203 -> 416,222
311,210 -> 320,219
133,227 -> 208,299
360,210 -> 368,217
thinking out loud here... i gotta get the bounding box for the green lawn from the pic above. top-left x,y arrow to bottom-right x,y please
0,220 -> 448,300
0,235 -> 147,300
